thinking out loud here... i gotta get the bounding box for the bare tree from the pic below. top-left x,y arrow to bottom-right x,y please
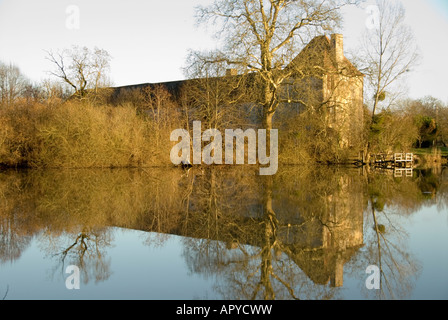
40,78 -> 72,102
356,0 -> 420,124
183,52 -> 252,131
193,0 -> 358,130
45,46 -> 112,99
141,84 -> 182,153
0,61 -> 30,106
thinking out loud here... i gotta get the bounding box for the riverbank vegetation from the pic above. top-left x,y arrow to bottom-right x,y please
1,0 -> 447,169
0,97 -> 184,168
1,69 -> 447,169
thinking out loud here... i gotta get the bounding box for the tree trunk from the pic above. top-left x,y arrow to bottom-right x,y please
263,111 -> 274,131
261,175 -> 276,299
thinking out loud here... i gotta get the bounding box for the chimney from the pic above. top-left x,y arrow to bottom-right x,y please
226,68 -> 237,76
331,34 -> 344,64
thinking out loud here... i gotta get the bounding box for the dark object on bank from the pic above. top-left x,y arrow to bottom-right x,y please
181,159 -> 193,169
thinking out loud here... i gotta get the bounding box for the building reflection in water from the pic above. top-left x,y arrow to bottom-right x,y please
0,165 -> 442,299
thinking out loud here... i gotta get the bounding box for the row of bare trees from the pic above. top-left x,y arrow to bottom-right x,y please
189,0 -> 419,134
181,0 -> 424,161
1,0 -> 439,165
0,62 -> 34,105
0,45 -> 112,107
191,0 -> 359,131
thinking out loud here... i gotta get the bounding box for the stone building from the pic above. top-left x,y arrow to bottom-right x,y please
276,33 -> 365,147
111,33 -> 364,148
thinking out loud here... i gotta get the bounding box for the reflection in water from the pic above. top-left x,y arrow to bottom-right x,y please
0,166 -> 447,299
44,227 -> 113,286
360,166 -> 446,299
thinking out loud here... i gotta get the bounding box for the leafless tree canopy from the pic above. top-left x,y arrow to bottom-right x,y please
355,0 -> 420,119
45,45 -> 112,98
192,0 -> 359,129
0,62 -> 30,106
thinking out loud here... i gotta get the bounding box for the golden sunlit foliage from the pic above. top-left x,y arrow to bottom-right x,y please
0,96 -> 181,168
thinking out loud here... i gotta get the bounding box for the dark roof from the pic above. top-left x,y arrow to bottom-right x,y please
110,79 -> 189,99
110,34 -> 363,99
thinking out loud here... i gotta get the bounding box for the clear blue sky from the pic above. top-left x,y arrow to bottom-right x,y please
0,0 -> 447,102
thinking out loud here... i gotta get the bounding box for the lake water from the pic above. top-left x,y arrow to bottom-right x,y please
0,166 -> 447,300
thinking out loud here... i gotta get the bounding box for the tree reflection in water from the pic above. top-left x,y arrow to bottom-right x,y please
0,166 -> 446,299
48,227 -> 113,285
179,166 -> 367,299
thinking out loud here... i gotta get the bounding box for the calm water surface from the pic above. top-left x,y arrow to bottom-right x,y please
0,166 -> 447,300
